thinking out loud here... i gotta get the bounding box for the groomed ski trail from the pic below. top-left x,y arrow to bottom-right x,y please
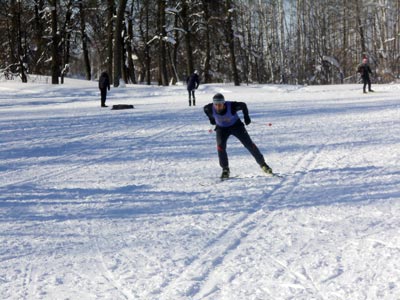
159,147 -> 325,299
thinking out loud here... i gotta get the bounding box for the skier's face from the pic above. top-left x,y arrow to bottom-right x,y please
214,103 -> 225,113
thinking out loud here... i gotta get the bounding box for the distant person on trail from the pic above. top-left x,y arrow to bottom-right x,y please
186,70 -> 200,106
99,71 -> 110,107
203,93 -> 273,179
357,57 -> 374,94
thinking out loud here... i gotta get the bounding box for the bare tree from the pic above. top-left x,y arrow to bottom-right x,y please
113,0 -> 128,87
157,0 -> 168,86
144,0 -> 152,85
225,0 -> 240,86
11,0 -> 27,82
50,0 -> 60,84
32,0 -> 46,74
201,0 -> 212,83
79,0 -> 91,80
181,0 -> 194,76
126,1 -> 137,84
106,0 -> 114,83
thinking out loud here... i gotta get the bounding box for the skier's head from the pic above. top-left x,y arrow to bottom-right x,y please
194,70 -> 199,74
362,58 -> 368,64
213,93 -> 225,112
213,93 -> 225,104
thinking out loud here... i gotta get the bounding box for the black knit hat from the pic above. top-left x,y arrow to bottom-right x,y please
213,93 -> 225,104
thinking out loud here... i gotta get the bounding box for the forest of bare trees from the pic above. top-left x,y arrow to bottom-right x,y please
1,0 -> 399,86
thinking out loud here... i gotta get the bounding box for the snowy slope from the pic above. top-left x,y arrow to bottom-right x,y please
0,79 -> 399,300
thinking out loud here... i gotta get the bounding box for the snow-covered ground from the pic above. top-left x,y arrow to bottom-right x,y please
0,79 -> 399,300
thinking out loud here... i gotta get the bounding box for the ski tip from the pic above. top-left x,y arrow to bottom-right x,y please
271,172 -> 284,178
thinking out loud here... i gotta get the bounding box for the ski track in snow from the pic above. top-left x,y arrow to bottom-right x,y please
0,118 -> 182,188
1,80 -> 400,299
161,144 -> 331,300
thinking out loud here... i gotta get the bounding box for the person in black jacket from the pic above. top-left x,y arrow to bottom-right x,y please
99,71 -> 111,107
357,58 -> 374,93
186,70 -> 200,106
204,93 -> 273,179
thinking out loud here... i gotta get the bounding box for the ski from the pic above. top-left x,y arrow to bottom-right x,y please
220,175 -> 237,182
199,177 -> 233,186
269,172 -> 284,178
199,173 -> 284,186
222,172 -> 284,181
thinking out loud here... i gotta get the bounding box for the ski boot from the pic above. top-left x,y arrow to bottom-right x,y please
261,163 -> 273,175
189,100 -> 192,106
193,99 -> 196,106
220,167 -> 230,179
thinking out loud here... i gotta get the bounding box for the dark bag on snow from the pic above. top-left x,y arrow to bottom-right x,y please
111,104 -> 134,110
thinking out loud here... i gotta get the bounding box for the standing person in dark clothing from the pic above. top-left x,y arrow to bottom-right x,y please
203,93 -> 273,179
186,70 -> 200,106
357,58 -> 374,94
99,71 -> 111,107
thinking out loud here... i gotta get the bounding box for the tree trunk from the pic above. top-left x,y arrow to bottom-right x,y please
126,1 -> 137,84
296,0 -> 306,84
79,0 -> 91,80
122,32 -> 128,84
167,14 -> 179,85
225,0 -> 240,86
181,0 -> 194,76
50,0 -> 60,84
60,0 -> 73,84
355,0 -> 366,55
113,0 -> 128,87
62,0 -> 72,71
33,0 -> 46,74
12,0 -> 27,82
202,0 -> 212,83
145,0 -> 151,85
107,0 -> 114,83
158,0 -> 168,86
342,0 -> 348,79
278,0 -> 286,83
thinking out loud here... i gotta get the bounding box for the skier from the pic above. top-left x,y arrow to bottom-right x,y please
186,70 -> 200,106
357,57 -> 374,93
203,93 -> 273,179
98,71 -> 111,107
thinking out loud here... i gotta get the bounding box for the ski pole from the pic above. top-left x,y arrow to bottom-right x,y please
248,121 -> 273,127
208,122 -> 273,132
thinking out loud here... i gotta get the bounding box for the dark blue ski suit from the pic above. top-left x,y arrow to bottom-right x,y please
204,101 -> 266,169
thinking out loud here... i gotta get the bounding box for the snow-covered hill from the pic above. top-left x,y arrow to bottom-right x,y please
1,79 -> 399,299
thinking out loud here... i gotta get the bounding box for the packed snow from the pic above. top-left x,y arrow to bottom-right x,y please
0,79 -> 399,300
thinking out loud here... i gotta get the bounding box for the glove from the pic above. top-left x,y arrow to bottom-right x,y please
244,115 -> 251,125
